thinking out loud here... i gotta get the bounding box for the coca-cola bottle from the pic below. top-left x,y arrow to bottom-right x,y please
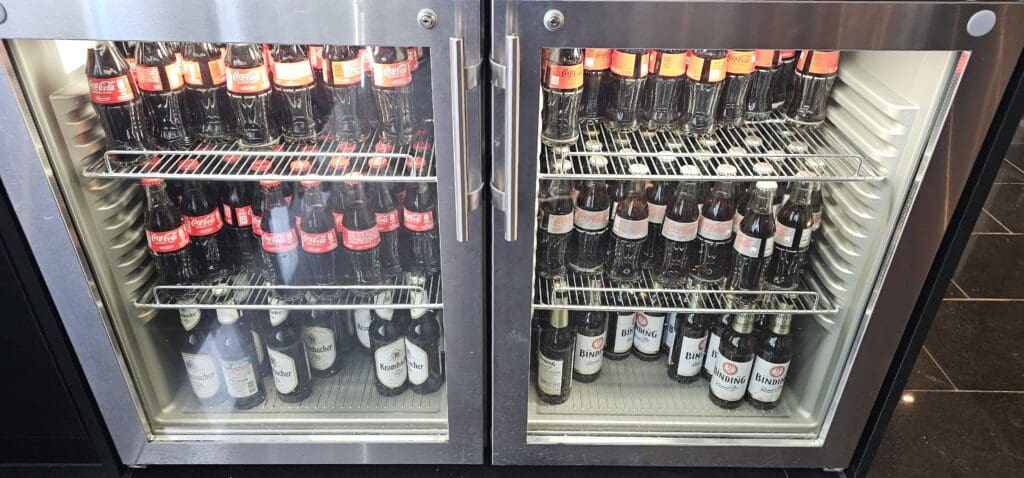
603,49 -> 649,133
667,306 -> 708,384
406,288 -> 445,394
400,158 -> 441,276
605,164 -> 650,285
407,47 -> 433,124
248,159 -> 271,238
773,50 -> 798,109
182,42 -> 235,143
179,308 -> 227,405
536,304 -> 573,404
567,169 -> 611,274
540,48 -> 584,146
691,164 -> 738,287
215,308 -> 267,410
746,311 -> 792,410
680,49 -> 727,136
136,42 -> 193,149
86,42 -> 148,166
639,49 -> 687,131
709,311 -> 756,409
177,160 -> 233,283
766,177 -> 815,291
307,45 -> 332,124
266,307 -> 313,403
143,178 -> 198,288
805,159 -> 825,231
288,159 -> 312,227
746,50 -> 780,121
326,168 -> 353,283
785,50 -> 840,126
298,181 -> 340,296
717,50 -> 756,128
571,288 -> 607,383
226,43 -> 279,147
702,312 -> 731,380
360,48 -> 381,130
370,303 -> 409,396
371,47 -> 415,145
303,305 -> 343,377
322,45 -> 371,142
271,45 -> 319,144
369,182 -> 403,278
113,41 -> 137,68
536,161 -> 575,279
641,180 -> 673,269
580,48 -> 610,120
220,175 -> 259,272
341,181 -> 383,292
734,162 -> 777,232
730,181 -> 777,306
653,172 -> 701,288
259,181 -> 303,303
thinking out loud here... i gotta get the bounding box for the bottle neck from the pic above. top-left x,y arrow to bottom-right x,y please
749,187 -> 775,215
771,314 -> 792,335
710,180 -> 735,199
731,313 -> 755,334
301,185 -> 325,206
549,309 -> 569,328
145,184 -> 174,207
788,181 -> 814,206
675,181 -> 698,201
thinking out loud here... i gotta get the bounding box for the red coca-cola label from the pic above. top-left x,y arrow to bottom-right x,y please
375,210 -> 400,233
332,212 -> 345,232
88,75 -> 135,104
252,214 -> 263,236
300,229 -> 339,254
184,210 -> 224,237
261,228 -> 299,253
146,225 -> 190,253
135,63 -> 184,92
372,61 -> 412,88
342,226 -> 381,251
308,46 -> 324,69
574,208 -> 610,231
223,204 -> 253,227
698,217 -> 733,241
403,209 -> 435,232
227,66 -> 271,93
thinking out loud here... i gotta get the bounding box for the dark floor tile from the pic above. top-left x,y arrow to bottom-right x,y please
868,392 -> 1024,478
1006,143 -> 1024,170
925,301 -> 1024,390
904,347 -> 955,390
994,160 -> 1024,184
972,209 -> 1010,233
952,235 -> 1024,298
981,184 -> 1024,233
784,469 -> 841,478
944,282 -> 966,299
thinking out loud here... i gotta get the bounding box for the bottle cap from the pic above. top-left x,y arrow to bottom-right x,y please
805,157 -> 825,173
584,139 -> 603,152
259,180 -> 281,187
619,148 -> 638,161
551,158 -> 573,173
289,159 -> 312,173
755,181 -> 778,192
301,144 -> 319,153
657,151 -> 679,164
628,163 -> 651,175
727,146 -> 747,156
752,162 -> 775,176
743,135 -> 764,149
679,164 -> 702,176
374,290 -> 394,319
405,156 -> 427,169
587,155 -> 609,169
329,156 -> 350,170
368,156 -> 389,170
787,140 -> 809,154
412,140 -> 432,153
177,158 -> 201,172
715,164 -> 738,176
250,159 -> 272,173
299,180 -> 321,187
374,141 -> 394,153
216,307 -> 240,324
795,170 -> 816,179
222,154 -> 242,164
337,142 -> 357,153
140,177 -> 165,185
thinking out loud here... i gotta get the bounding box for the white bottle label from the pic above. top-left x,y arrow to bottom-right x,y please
663,313 -> 677,355
775,223 -> 812,248
220,356 -> 259,398
546,211 -> 574,234
703,332 -> 722,376
374,338 -> 408,389
303,326 -> 337,371
268,348 -> 298,394
612,216 -> 648,240
537,352 -> 564,396
573,332 -> 606,375
612,313 -> 636,353
179,308 -> 201,331
675,335 -> 708,377
574,207 -> 610,231
406,340 -> 429,385
749,357 -> 790,403
355,309 -> 372,349
733,230 -> 774,258
181,352 -> 220,399
648,203 -> 667,224
661,217 -> 698,242
632,312 -> 665,355
710,357 -> 754,402
698,217 -> 733,241
268,308 -> 289,327
251,331 -> 265,365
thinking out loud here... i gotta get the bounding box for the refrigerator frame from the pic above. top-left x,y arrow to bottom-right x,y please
0,0 -> 487,466
488,0 -> 1024,467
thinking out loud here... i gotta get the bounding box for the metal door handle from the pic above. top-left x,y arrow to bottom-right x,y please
503,34 -> 520,242
449,37 -> 470,243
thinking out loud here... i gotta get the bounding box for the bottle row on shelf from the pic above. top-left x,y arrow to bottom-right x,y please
87,41 -> 432,167
180,294 -> 444,409
541,48 -> 840,147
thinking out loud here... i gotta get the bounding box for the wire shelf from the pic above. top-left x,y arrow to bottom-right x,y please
540,115 -> 881,182
534,270 -> 837,315
136,271 -> 443,311
83,128 -> 437,183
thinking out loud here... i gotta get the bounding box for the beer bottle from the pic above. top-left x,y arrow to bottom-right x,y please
709,310 -> 756,409
536,299 -> 574,404
746,311 -> 793,410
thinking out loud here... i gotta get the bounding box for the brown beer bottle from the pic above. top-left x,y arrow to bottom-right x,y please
537,300 -> 574,404
709,310 -> 755,409
746,311 -> 792,410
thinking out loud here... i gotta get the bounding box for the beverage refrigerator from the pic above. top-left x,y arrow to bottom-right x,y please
0,0 -> 486,466
488,0 -> 1024,468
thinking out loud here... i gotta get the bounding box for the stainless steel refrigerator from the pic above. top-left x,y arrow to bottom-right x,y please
0,0 -> 486,465
488,0 -> 1024,468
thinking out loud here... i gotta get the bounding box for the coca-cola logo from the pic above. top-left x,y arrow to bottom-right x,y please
230,69 -> 262,83
190,213 -> 218,228
380,62 -> 410,78
770,365 -> 786,378
698,337 -> 707,352
89,80 -> 117,92
150,228 -> 186,243
634,312 -> 647,328
592,336 -> 605,350
264,233 -> 292,245
303,233 -> 329,245
723,362 -> 738,376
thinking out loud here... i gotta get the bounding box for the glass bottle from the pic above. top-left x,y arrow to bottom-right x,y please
746,312 -> 793,410
785,50 -> 840,126
568,158 -> 612,274
303,305 -> 343,378
717,50 -> 755,128
540,48 -> 584,146
773,50 -> 797,109
604,164 -> 649,285
369,304 -> 410,396
746,50 -> 780,121
730,181 -> 778,306
702,312 -> 732,380
536,303 -> 574,405
580,48 -> 611,120
266,308 -> 314,403
766,177 -> 815,291
406,287 -> 445,394
691,164 -> 738,287
214,308 -> 267,410
641,180 -> 674,269
667,301 -> 708,384
179,308 -> 227,405
536,158 -> 575,279
603,49 -> 649,133
639,49 -> 687,131
709,310 -> 756,409
680,49 -> 727,136
571,287 -> 607,383
653,171 -> 702,288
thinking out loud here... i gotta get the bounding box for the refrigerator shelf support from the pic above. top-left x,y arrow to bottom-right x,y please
534,270 -> 838,315
136,272 -> 443,311
539,114 -> 882,183
83,128 -> 437,183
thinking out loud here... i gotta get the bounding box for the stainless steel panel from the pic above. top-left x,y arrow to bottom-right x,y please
490,0 -> 1024,467
0,0 -> 485,465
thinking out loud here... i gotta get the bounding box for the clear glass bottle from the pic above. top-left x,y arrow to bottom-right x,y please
541,48 -> 584,146
580,48 -> 611,120
680,49 -> 727,136
766,176 -> 815,291
639,49 -> 687,131
691,164 -> 738,287
785,50 -> 840,126
653,168 -> 701,288
603,49 -> 649,133
709,310 -> 756,409
605,163 -> 650,284
746,50 -> 780,121
729,181 -> 778,307
717,50 -> 755,128
746,312 -> 793,410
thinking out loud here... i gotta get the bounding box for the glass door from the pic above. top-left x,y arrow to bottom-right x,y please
0,0 -> 483,465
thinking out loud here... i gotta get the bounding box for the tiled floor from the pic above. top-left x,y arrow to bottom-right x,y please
869,143 -> 1024,477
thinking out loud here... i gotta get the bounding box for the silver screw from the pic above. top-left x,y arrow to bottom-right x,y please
417,9 -> 437,30
543,10 -> 565,31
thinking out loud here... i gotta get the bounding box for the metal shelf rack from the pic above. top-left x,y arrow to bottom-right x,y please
136,271 -> 442,311
540,115 -> 882,183
534,270 -> 837,315
83,129 -> 437,183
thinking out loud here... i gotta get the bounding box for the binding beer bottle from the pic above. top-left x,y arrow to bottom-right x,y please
709,309 -> 756,409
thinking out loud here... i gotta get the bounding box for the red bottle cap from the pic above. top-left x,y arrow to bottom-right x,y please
177,158 -> 201,171
300,180 -> 322,187
250,159 -> 272,172
374,141 -> 394,153
329,156 -> 350,170
301,144 -> 319,153
223,154 -> 242,164
140,177 -> 165,185
337,142 -> 357,153
142,155 -> 163,170
412,140 -> 431,153
405,156 -> 427,169
368,156 -> 389,170
271,144 -> 285,152
259,180 -> 281,187
289,159 -> 312,173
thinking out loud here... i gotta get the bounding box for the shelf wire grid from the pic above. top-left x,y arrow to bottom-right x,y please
137,271 -> 442,311
541,115 -> 881,182
83,128 -> 436,183
534,270 -> 837,315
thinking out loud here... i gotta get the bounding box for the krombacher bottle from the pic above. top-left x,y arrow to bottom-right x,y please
179,306 -> 227,405
369,302 -> 409,396
406,286 -> 445,394
266,307 -> 313,403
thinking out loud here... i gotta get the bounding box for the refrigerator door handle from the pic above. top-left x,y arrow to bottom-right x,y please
501,34 -> 520,242
449,36 -> 471,243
